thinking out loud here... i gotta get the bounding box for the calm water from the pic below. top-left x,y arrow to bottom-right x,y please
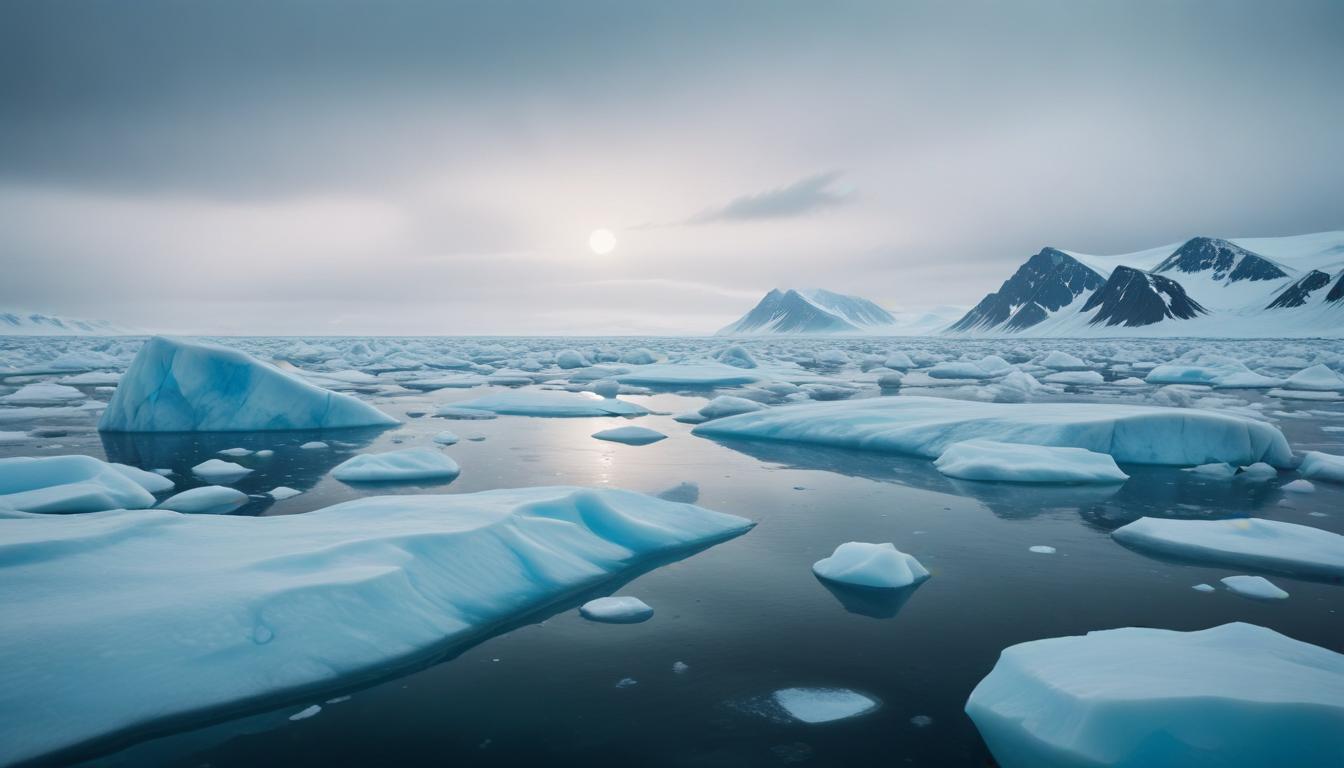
2,340 -> 1342,767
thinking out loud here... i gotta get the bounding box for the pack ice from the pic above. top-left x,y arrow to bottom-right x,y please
331,448 -> 461,483
693,396 -> 1292,467
98,337 -> 398,432
933,440 -> 1129,484
0,487 -> 752,765
965,623 -> 1344,768
1112,517 -> 1344,579
448,390 -> 650,417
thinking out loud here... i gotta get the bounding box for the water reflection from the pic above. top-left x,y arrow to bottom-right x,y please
817,578 -> 923,619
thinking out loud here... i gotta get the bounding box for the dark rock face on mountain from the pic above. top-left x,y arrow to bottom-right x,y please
1081,267 -> 1206,327
1153,237 -> 1288,282
1267,270 -> 1332,309
949,248 -> 1105,332
1327,272 -> 1344,303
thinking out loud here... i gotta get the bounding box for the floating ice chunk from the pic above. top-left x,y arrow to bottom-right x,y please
655,481 -> 700,504
1192,583 -> 1215,592
812,542 -> 929,589
99,337 -> 398,432
192,459 -> 253,483
877,371 -> 904,388
1221,575 -> 1289,600
431,430 -> 460,445
965,623 -> 1344,768
1112,517 -> 1344,578
109,462 -> 175,493
300,441 -> 328,450
218,447 -> 252,457
0,382 -> 85,405
1029,545 -> 1056,554
1041,370 -> 1104,386
434,405 -> 498,420
714,345 -> 758,369
1283,363 -> 1344,391
1039,350 -> 1087,370
699,395 -> 767,420
934,440 -> 1128,484
450,390 -> 650,418
672,661 -> 689,674
615,677 -> 638,688
1282,478 -> 1315,493
157,485 -> 249,514
268,486 -> 302,501
591,379 -> 621,398
928,357 -> 1009,380
910,714 -> 934,728
332,448 -> 460,483
0,455 -> 156,513
555,349 -> 590,369
56,371 -> 122,386
773,688 -> 879,724
693,396 -> 1293,468
0,486 -> 751,765
0,431 -> 33,445
1237,462 -> 1278,479
1145,356 -> 1281,388
579,596 -> 654,623
288,705 -> 322,721
592,426 -> 667,445
618,348 -> 660,365
1299,451 -> 1344,483
1187,462 -> 1236,479
615,363 -> 761,387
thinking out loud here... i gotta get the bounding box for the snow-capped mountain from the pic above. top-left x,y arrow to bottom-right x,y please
718,289 -> 899,335
947,232 -> 1344,337
0,310 -> 139,336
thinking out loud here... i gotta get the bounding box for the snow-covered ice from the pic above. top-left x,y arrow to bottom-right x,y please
0,382 -> 86,405
933,440 -> 1128,484
773,688 -> 879,724
579,596 -> 654,623
0,486 -> 753,765
1029,545 -> 1056,554
1221,575 -> 1289,600
591,426 -> 667,445
697,395 -> 767,420
1299,451 -> 1344,483
812,542 -> 929,589
191,458 -> 253,483
0,455 -> 156,513
614,363 -> 761,387
1281,478 -> 1315,493
965,622 -> 1344,768
331,448 -> 461,483
268,486 -> 302,501
157,485 -> 250,515
98,337 -> 399,432
431,430 -> 460,445
449,390 -> 650,418
1111,517 -> 1344,578
694,396 -> 1293,467
1283,363 -> 1344,391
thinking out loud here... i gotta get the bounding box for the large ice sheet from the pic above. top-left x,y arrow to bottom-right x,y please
1112,516 -> 1344,578
965,623 -> 1344,768
0,487 -> 752,764
98,337 -> 399,432
693,396 -> 1293,467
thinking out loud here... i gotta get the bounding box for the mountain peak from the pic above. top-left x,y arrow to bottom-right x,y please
718,288 -> 896,335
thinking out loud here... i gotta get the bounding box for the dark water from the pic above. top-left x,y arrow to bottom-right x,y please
4,385 -> 1342,767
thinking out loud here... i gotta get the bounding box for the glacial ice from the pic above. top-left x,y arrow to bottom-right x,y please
579,596 -> 654,623
98,337 -> 399,432
812,542 -> 929,589
933,440 -> 1129,484
331,448 -> 461,483
591,426 -> 667,445
1111,517 -> 1344,578
449,390 -> 650,418
694,396 -> 1293,467
965,623 -> 1344,768
0,455 -> 156,513
157,485 -> 249,515
0,487 -> 751,765
1220,575 -> 1289,600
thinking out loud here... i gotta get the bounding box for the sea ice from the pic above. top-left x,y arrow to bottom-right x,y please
1221,575 -> 1289,600
1282,363 -> 1344,391
812,542 -> 929,589
0,455 -> 156,513
1281,478 -> 1315,493
965,623 -> 1344,768
434,405 -> 498,420
432,430 -> 460,445
157,485 -> 250,515
773,688 -> 879,724
1039,351 -> 1087,370
933,440 -> 1128,484
1299,451 -> 1344,483
614,363 -> 761,387
300,441 -> 329,450
268,486 -> 302,501
579,596 -> 654,623
0,487 -> 752,765
1188,462 -> 1236,479
1029,545 -> 1056,554
698,395 -> 767,420
450,390 -> 650,418
192,459 -> 253,483
331,448 -> 460,483
694,396 -> 1293,467
99,337 -> 398,432
1145,356 -> 1281,388
0,382 -> 86,405
1041,370 -> 1104,385
591,426 -> 667,445
109,462 -> 176,493
1111,517 -> 1344,578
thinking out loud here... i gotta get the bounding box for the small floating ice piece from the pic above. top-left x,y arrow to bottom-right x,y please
773,688 -> 879,724
1041,370 -> 1104,386
697,395 -> 767,420
434,405 -> 498,420
1188,462 -> 1236,479
1029,545 -> 1056,554
615,677 -> 638,688
1237,462 -> 1277,479
450,390 -> 649,418
331,448 -> 460,483
910,714 -> 934,728
1283,363 -> 1344,391
1221,575 -> 1289,600
288,705 -> 321,721
812,542 -> 929,589
1281,479 -> 1315,493
431,430 -> 460,445
218,448 -> 252,457
299,441 -> 328,450
158,485 -> 249,515
672,661 -> 689,674
268,486 -> 302,501
591,426 -> 667,445
109,462 -> 175,493
934,440 -> 1128,484
579,596 -> 654,623
614,363 -> 761,387
1192,583 -> 1215,592
1112,517 -> 1344,579
1299,451 -> 1344,483
655,481 -> 700,504
191,459 -> 253,483
0,382 -> 85,405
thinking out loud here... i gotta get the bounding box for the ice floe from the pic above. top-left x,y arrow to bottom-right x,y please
812,542 -> 929,589
0,382 -> 86,405
1112,517 -> 1344,578
449,390 -> 649,418
1221,575 -> 1289,600
0,455 -> 156,513
0,487 -> 751,765
591,426 -> 667,445
579,596 -> 654,623
773,688 -> 879,724
191,459 -> 253,483
965,623 -> 1344,768
157,485 -> 250,515
1299,451 -> 1344,483
331,448 -> 461,483
934,440 -> 1128,484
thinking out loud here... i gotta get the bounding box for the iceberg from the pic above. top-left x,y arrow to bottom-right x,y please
1111,517 -> 1344,578
157,485 -> 249,515
98,337 -> 399,432
933,440 -> 1128,484
965,623 -> 1344,768
812,542 -> 929,589
191,458 -> 253,483
591,426 -> 667,445
693,396 -> 1293,468
448,390 -> 650,418
1299,451 -> 1344,483
0,487 -> 752,765
331,448 -> 461,483
579,596 -> 654,623
0,455 -> 156,514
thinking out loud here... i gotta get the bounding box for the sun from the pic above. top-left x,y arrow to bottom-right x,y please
588,228 -> 617,255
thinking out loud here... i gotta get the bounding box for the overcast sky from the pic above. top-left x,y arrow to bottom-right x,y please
2,1 -> 1342,335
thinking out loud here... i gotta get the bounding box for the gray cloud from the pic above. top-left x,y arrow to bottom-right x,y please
687,171 -> 849,224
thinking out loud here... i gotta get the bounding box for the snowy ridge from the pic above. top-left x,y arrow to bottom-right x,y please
718,288 -> 960,336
